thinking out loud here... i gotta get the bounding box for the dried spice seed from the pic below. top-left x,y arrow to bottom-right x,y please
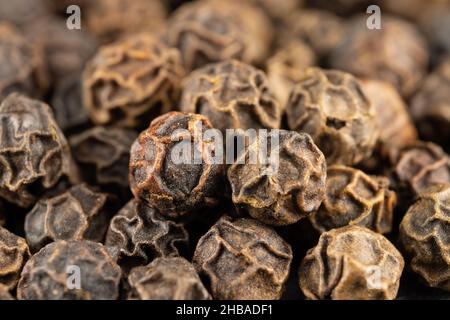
180,60 -> 281,133
24,184 -> 117,252
105,200 -> 189,273
286,67 -> 379,166
0,94 -> 79,208
310,165 -> 396,234
129,112 -> 224,217
399,184 -> 450,291
228,130 -> 327,226
82,33 -> 185,128
299,225 -> 404,300
127,257 -> 211,300
0,226 -> 30,291
17,240 -> 121,300
193,216 -> 292,300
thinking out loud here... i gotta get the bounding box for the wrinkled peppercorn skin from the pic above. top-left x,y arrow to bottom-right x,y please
286,67 -> 379,166
128,257 -> 211,300
310,165 -> 396,234
193,216 -> 292,300
228,130 -> 327,226
17,240 -> 121,300
83,33 -> 185,128
129,112 -> 225,217
399,184 -> 450,291
0,94 -> 78,208
299,225 -> 404,300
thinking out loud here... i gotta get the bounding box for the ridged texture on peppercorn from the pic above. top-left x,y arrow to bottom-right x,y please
267,40 -> 317,108
129,112 -> 224,217
0,226 -> 30,291
0,284 -> 13,300
411,60 -> 450,147
70,127 -> 137,191
0,94 -> 78,208
299,225 -> 404,300
394,142 -> 450,196
18,240 -> 121,300
167,0 -> 273,71
310,165 -> 396,234
82,33 -> 185,128
228,130 -> 326,226
0,23 -> 47,99
180,60 -> 281,133
128,257 -> 211,300
24,184 -> 115,252
0,0 -> 49,27
193,216 -> 292,300
286,67 -> 378,165
86,0 -> 167,43
399,184 -> 450,291
330,15 -> 429,97
105,200 -> 189,273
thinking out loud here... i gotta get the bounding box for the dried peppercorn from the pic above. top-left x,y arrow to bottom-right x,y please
299,225 -> 404,300
330,15 -> 429,97
180,60 -> 281,133
105,200 -> 189,273
17,240 -> 121,300
228,130 -> 327,226
129,112 -> 225,217
127,257 -> 211,300
0,226 -> 30,291
411,60 -> 450,147
0,94 -> 79,208
193,216 -> 292,300
24,184 -> 117,252
286,67 -> 379,166
69,126 -> 137,194
82,33 -> 185,129
399,184 -> 450,291
310,165 -> 396,234
167,0 -> 273,71
0,284 -> 13,300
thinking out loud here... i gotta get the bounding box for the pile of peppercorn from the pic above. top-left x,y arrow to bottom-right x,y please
0,0 -> 450,300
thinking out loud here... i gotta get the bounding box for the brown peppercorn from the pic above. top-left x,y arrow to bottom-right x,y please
24,184 -> 116,252
399,184 -> 450,291
299,225 -> 404,300
267,40 -> 317,108
167,0 -> 273,71
180,60 -> 281,133
105,200 -> 189,273
0,23 -> 47,99
70,126 -> 137,193
330,15 -> 429,97
0,284 -> 13,300
128,257 -> 211,300
411,60 -> 450,147
82,33 -> 185,128
228,130 -> 327,226
193,216 -> 292,300
286,67 -> 379,165
0,94 -> 79,208
310,165 -> 396,234
129,112 -> 224,217
0,226 -> 30,291
17,240 -> 121,300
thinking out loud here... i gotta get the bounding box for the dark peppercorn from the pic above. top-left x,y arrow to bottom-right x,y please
299,225 -> 404,300
17,240 -> 121,300
82,33 -> 185,128
129,112 -> 224,217
193,216 -> 292,300
127,257 -> 211,300
286,67 -> 379,165
180,60 -> 281,133
399,184 -> 450,291
0,94 -> 79,208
